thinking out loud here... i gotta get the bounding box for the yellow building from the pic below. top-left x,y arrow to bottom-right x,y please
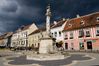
28,28 -> 46,49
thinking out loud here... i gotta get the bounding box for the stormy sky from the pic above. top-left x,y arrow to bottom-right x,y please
0,0 -> 99,35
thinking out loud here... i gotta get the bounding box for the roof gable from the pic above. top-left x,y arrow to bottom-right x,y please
51,20 -> 66,28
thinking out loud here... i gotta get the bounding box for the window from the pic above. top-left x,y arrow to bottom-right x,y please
64,33 -> 68,40
79,29 -> 84,38
79,42 -> 84,50
51,33 -> 53,37
54,32 -> 57,37
68,23 -> 72,27
25,32 -> 28,37
59,31 -> 61,37
96,29 -> 99,36
86,30 -> 90,37
71,43 -> 74,50
52,33 -> 53,35
21,41 -> 24,45
24,41 -> 26,44
70,32 -> 73,39
97,17 -> 99,22
80,20 -> 85,25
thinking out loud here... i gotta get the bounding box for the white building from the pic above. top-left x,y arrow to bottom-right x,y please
11,23 -> 38,49
51,18 -> 68,43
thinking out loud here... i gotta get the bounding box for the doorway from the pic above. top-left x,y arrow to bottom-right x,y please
87,41 -> 92,49
65,43 -> 68,49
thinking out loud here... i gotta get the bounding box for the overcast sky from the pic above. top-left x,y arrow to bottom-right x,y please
0,0 -> 99,35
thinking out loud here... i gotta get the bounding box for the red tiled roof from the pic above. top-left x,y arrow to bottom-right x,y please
63,12 -> 99,31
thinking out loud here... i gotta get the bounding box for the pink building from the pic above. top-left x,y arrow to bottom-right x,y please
63,12 -> 99,51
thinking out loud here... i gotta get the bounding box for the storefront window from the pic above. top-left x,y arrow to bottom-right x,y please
79,42 -> 84,50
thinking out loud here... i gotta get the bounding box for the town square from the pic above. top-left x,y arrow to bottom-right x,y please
0,0 -> 99,66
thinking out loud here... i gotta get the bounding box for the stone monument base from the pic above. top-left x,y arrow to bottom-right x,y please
39,37 -> 53,54
27,53 -> 65,61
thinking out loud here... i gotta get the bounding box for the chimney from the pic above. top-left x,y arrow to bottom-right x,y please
76,14 -> 80,18
66,18 -> 69,21
54,21 -> 57,25
62,18 -> 66,21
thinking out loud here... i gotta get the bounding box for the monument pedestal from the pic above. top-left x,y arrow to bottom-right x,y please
39,37 -> 53,54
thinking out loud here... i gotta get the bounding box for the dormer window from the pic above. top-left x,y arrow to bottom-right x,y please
80,20 -> 85,25
68,23 -> 72,27
97,17 -> 99,22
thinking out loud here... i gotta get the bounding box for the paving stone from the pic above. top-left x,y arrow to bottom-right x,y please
6,54 -> 92,66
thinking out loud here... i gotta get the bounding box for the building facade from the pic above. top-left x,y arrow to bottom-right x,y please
28,19 -> 68,50
11,23 -> 38,49
28,28 -> 46,49
51,19 -> 67,42
63,12 -> 99,50
0,32 -> 13,48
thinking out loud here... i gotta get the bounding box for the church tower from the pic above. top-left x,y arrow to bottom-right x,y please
46,4 -> 51,36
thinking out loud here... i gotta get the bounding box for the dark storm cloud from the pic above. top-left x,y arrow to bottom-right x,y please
0,0 -> 99,35
0,0 -> 42,34
50,0 -> 99,19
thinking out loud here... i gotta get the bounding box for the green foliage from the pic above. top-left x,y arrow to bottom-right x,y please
58,41 -> 63,45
